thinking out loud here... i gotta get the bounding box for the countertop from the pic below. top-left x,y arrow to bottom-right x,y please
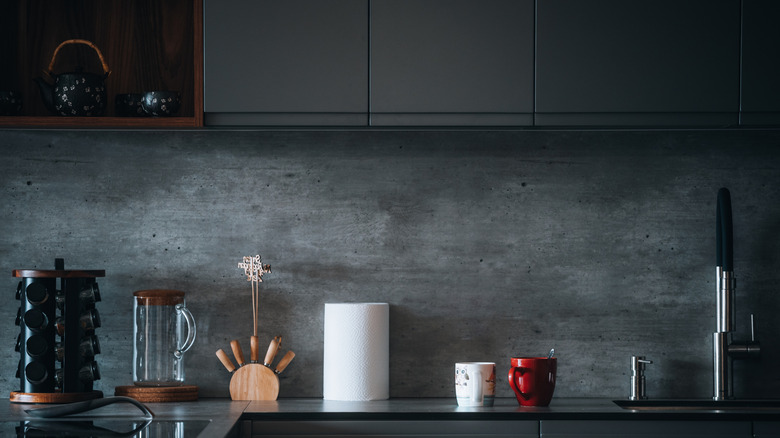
2,397 -> 779,437
0,398 -> 248,437
243,397 -> 780,421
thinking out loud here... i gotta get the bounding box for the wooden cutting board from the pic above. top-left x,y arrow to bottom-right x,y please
229,363 -> 279,400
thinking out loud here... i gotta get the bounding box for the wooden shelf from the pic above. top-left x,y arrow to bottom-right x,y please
0,116 -> 201,129
0,0 -> 203,128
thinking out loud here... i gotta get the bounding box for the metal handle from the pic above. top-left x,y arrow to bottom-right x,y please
750,313 -> 757,342
728,313 -> 761,358
631,355 -> 653,371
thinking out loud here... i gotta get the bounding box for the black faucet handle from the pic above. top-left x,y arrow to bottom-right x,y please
716,187 -> 734,271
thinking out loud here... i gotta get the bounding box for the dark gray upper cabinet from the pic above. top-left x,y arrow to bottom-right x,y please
370,0 -> 534,126
741,0 -> 780,125
535,0 -> 741,126
204,0 -> 368,126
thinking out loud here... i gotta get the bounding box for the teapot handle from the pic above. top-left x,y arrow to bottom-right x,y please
46,39 -> 111,77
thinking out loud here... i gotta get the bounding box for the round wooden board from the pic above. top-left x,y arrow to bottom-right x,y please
115,385 -> 198,403
229,364 -> 279,401
10,390 -> 103,404
13,269 -> 105,278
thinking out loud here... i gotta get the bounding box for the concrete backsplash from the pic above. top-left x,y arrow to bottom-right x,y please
1,129 -> 779,400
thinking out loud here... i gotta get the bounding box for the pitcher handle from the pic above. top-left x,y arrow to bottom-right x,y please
175,304 -> 196,359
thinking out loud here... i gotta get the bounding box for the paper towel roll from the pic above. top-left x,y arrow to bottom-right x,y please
323,303 -> 389,401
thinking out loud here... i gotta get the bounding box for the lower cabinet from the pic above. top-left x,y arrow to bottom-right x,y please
241,420 -> 776,438
245,420 -> 538,437
540,420 -> 752,438
754,422 -> 780,438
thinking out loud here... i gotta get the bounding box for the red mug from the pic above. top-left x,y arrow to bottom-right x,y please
508,357 -> 557,407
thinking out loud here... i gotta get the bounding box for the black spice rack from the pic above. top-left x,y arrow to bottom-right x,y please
11,258 -> 105,403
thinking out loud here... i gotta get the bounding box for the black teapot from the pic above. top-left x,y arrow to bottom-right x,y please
35,39 -> 111,116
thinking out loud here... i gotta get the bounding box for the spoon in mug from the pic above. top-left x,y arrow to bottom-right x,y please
547,348 -> 555,359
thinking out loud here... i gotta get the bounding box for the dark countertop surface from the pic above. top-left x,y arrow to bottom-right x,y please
2,397 -> 779,437
0,398 -> 248,437
243,397 -> 780,421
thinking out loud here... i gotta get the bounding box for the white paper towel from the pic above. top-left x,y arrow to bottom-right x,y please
323,303 -> 389,401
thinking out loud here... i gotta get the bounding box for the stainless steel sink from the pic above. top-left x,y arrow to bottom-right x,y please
614,399 -> 780,411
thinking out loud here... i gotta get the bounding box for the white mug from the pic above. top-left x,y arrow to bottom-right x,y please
455,362 -> 496,406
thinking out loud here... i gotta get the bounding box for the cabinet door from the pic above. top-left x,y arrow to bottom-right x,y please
536,0 -> 741,126
204,0 -> 368,126
541,420 -> 751,438
754,421 -> 780,438
740,0 -> 780,125
370,0 -> 534,126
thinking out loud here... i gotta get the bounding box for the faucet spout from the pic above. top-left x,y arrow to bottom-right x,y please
716,188 -> 734,272
716,188 -> 735,334
712,188 -> 760,401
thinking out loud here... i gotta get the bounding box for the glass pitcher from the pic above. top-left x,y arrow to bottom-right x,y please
133,289 -> 196,386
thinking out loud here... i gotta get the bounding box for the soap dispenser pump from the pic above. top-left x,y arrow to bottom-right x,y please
629,355 -> 652,400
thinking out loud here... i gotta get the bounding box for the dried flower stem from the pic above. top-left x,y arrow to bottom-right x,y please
238,255 -> 271,337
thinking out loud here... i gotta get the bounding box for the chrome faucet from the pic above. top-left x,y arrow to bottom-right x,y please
713,188 -> 760,401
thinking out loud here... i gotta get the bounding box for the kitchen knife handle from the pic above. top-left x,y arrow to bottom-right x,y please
230,339 -> 246,366
216,349 -> 236,373
264,336 -> 281,366
250,335 -> 260,363
274,350 -> 295,374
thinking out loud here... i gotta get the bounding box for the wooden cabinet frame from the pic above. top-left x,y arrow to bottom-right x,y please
0,0 -> 203,128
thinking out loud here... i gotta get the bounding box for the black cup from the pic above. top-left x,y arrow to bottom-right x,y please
0,91 -> 22,116
115,93 -> 146,117
141,91 -> 181,116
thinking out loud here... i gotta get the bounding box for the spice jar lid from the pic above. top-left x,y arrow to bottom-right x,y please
133,289 -> 185,306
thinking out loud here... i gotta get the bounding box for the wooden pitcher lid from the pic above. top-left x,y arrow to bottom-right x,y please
133,289 -> 185,305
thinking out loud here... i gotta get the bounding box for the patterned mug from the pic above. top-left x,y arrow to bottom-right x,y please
455,362 -> 496,407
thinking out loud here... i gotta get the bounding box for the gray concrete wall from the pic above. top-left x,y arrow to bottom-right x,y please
1,129 -> 779,401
